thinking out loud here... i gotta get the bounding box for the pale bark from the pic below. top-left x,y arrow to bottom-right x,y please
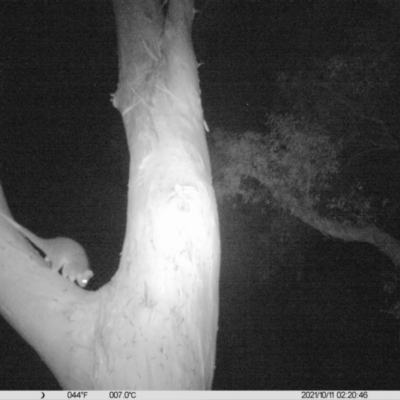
0,0 -> 220,390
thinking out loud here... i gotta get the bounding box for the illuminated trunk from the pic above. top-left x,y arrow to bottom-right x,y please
95,0 -> 221,389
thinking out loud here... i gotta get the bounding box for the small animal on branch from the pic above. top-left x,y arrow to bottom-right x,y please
0,211 -> 93,287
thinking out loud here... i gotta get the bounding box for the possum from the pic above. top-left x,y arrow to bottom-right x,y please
0,211 -> 93,287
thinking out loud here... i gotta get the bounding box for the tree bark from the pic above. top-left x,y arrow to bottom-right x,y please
276,190 -> 400,269
0,0 -> 220,390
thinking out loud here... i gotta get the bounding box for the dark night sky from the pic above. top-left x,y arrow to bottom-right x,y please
1,0 -> 118,183
1,0 -> 400,391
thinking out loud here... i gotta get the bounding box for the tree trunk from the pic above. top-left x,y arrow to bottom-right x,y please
0,0 -> 220,390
